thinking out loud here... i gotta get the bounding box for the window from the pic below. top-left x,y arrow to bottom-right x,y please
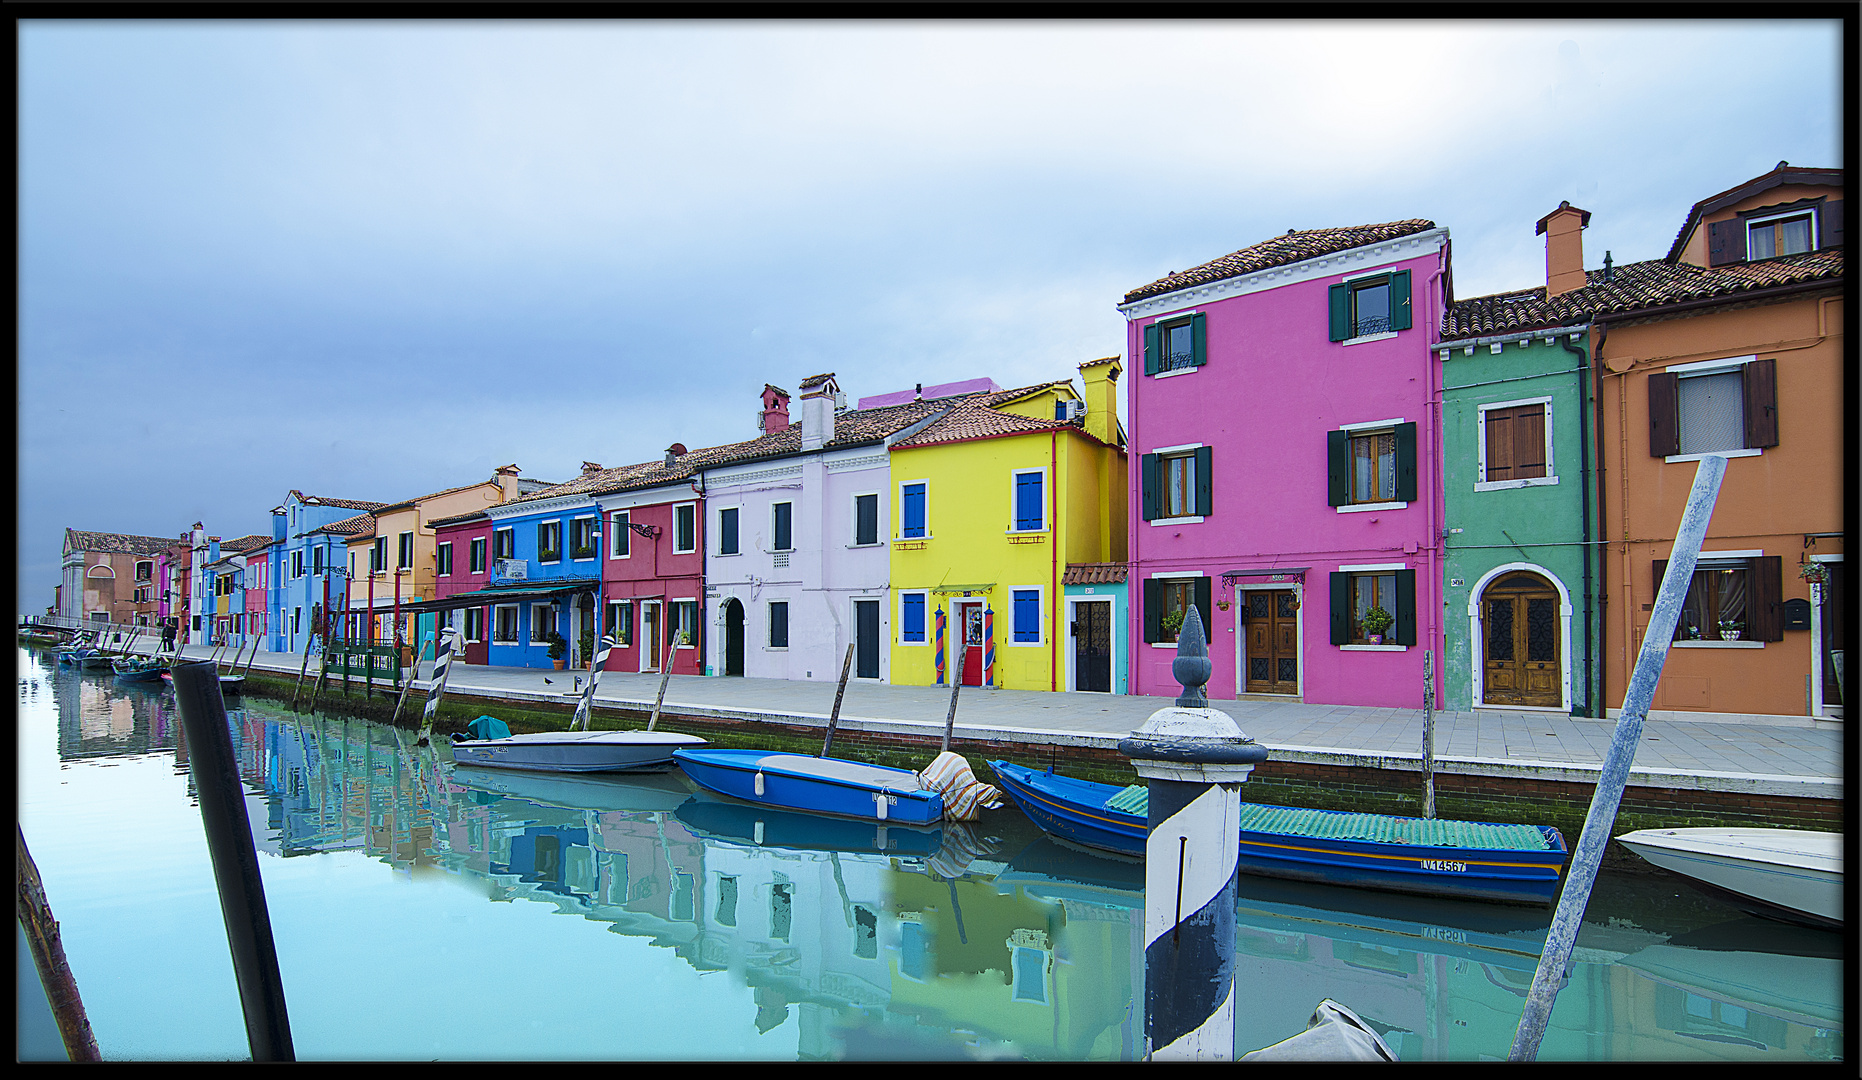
464,607 -> 485,643
1748,211 -> 1814,260
396,532 -> 413,569
493,528 -> 515,561
1143,576 -> 1210,643
673,600 -> 700,646
900,482 -> 928,539
1649,359 -> 1777,458
292,550 -> 305,578
1654,556 -> 1782,642
349,552 -> 357,579
768,601 -> 789,648
899,592 -> 926,644
611,512 -> 631,558
493,605 -> 519,643
772,502 -> 793,552
717,507 -> 739,555
292,608 -> 301,635
1329,568 -> 1416,645
1012,589 -> 1042,644
136,561 -> 153,581
571,517 -> 597,560
1013,470 -> 1044,531
1708,198 -> 1841,266
1143,312 -> 1206,374
370,537 -> 386,573
537,521 -> 562,562
1329,269 -> 1412,341
531,603 -> 555,645
613,602 -> 635,647
1479,400 -> 1553,487
1327,422 -> 1417,508
469,537 -> 487,573
854,493 -> 879,546
674,504 -> 696,554
1141,447 -> 1212,521
437,542 -> 453,577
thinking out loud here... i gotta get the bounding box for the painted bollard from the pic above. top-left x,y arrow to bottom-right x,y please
1116,603 -> 1267,1061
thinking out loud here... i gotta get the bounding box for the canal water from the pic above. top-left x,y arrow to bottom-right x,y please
17,647 -> 1843,1061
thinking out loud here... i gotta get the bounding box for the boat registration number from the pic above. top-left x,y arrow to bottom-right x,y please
1420,859 -> 1468,873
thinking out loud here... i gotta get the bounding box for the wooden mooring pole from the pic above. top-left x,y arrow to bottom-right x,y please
17,827 -> 102,1061
645,631 -> 679,732
820,643 -> 856,758
941,667 -> 962,753
290,635 -> 315,711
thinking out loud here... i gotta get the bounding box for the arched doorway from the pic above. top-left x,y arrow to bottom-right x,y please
723,598 -> 745,676
1480,571 -> 1561,707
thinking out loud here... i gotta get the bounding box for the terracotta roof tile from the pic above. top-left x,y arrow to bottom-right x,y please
890,398 -> 1080,449
63,529 -> 174,556
300,495 -> 390,511
1062,563 -> 1129,586
1664,164 -> 1843,262
1440,248 -> 1844,340
1123,220 -> 1438,304
313,512 -> 377,537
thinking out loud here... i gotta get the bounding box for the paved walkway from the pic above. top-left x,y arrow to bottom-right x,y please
166,643 -> 1841,798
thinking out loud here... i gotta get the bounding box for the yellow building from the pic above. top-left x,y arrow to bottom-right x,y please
888,360 -> 1126,691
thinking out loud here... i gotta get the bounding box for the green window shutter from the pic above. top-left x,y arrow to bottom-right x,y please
1390,269 -> 1413,331
1326,429 -> 1349,506
1330,572 -> 1351,644
1193,576 -> 1213,639
1143,323 -> 1161,376
1395,421 -> 1418,502
1141,453 -> 1161,521
1328,283 -> 1351,342
1191,313 -> 1208,367
1394,569 -> 1417,645
1143,578 -> 1164,643
1193,445 -> 1213,517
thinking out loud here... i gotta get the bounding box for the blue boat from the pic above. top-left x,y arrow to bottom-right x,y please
673,747 -> 943,826
988,760 -> 1570,906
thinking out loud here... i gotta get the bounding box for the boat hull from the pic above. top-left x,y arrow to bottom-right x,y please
675,796 -> 946,856
674,747 -> 943,826
449,729 -> 706,773
1617,828 -> 1842,929
990,760 -> 1569,906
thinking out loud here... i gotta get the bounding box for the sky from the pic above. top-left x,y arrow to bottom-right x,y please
18,18 -> 1846,613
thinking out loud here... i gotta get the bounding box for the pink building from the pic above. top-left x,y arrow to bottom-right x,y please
1119,221 -> 1450,707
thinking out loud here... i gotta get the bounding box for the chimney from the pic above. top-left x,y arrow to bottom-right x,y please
759,385 -> 792,434
581,461 -> 603,475
665,442 -> 687,467
1536,200 -> 1592,298
492,464 -> 522,501
797,373 -> 840,452
1079,357 -> 1123,446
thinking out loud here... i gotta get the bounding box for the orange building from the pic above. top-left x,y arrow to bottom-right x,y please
1591,164 -> 1844,721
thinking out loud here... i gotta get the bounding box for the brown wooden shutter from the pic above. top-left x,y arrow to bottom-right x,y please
1485,409 -> 1513,482
1707,219 -> 1746,267
1820,200 -> 1843,250
1648,372 -> 1680,457
1748,555 -> 1784,641
1515,405 -> 1547,477
1652,559 -> 1670,601
1743,358 -> 1778,449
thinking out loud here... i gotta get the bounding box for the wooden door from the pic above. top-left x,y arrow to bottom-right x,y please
855,600 -> 880,679
1244,589 -> 1300,695
1073,600 -> 1112,692
1482,573 -> 1561,707
642,603 -> 662,672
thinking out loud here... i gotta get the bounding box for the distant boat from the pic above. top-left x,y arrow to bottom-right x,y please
990,760 -> 1570,906
111,658 -> 169,683
79,654 -> 116,671
1616,828 -> 1841,929
450,729 -> 707,774
673,747 -> 944,826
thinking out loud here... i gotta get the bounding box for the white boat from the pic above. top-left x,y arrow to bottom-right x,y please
448,729 -> 706,773
1616,828 -> 1842,929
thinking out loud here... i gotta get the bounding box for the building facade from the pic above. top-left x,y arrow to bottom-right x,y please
268,492 -> 389,655
59,528 -> 170,629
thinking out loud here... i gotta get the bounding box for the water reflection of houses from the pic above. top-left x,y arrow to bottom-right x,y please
50,664 -> 176,760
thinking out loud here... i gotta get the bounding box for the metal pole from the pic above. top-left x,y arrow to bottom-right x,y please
1509,454 -> 1726,1062
821,643 -> 856,757
170,661 -> 295,1061
1422,649 -> 1436,819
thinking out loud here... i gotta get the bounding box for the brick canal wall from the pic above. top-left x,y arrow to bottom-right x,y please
231,668 -> 1841,851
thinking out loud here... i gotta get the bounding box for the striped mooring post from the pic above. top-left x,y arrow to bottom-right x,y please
933,606 -> 947,686
415,628 -> 460,747
1117,603 -> 1268,1061
982,605 -> 995,687
572,636 -> 616,731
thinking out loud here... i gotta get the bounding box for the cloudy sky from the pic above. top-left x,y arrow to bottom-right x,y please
18,19 -> 1844,611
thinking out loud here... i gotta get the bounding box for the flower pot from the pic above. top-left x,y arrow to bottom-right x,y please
1367,634 -> 1384,645
553,658 -> 567,670
1719,629 -> 1741,641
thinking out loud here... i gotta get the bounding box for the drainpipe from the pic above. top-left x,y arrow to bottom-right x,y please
1560,328 -> 1596,717
1051,429 -> 1060,692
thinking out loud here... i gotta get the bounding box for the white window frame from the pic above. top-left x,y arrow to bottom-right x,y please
493,527 -> 515,562
1745,207 -> 1818,260
715,504 -> 742,557
530,602 -> 554,646
673,503 -> 698,555
468,536 -> 487,574
671,597 -> 699,648
570,515 -> 599,561
851,491 -> 882,548
1335,417 -> 1409,513
464,606 -> 485,644
492,603 -> 519,644
897,589 -> 930,646
1664,354 -> 1766,463
610,511 -> 631,559
436,541 -> 453,577
1339,265 -> 1404,345
537,520 -> 562,564
397,531 -> 415,570
897,479 -> 931,540
1008,468 -> 1049,533
1476,395 -> 1559,491
1007,584 -> 1046,648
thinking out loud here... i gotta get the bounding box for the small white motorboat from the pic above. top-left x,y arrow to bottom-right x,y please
449,729 -> 707,773
1616,828 -> 1842,929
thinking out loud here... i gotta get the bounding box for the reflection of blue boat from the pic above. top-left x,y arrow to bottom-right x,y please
989,761 -> 1569,906
674,794 -> 945,856
450,764 -> 694,814
673,748 -> 943,826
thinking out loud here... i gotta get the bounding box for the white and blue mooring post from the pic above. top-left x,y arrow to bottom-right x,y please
1117,603 -> 1268,1061
415,627 -> 459,748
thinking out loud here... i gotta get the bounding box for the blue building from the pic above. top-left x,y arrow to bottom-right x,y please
268,491 -> 387,655
468,489 -> 605,670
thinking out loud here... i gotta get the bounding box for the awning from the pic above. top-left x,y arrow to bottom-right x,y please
387,580 -> 599,614
929,583 -> 996,596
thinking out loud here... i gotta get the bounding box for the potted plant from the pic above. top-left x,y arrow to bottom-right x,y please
546,632 -> 567,669
1717,619 -> 1743,641
1161,608 -> 1186,642
1361,606 -> 1395,645
579,625 -> 596,665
